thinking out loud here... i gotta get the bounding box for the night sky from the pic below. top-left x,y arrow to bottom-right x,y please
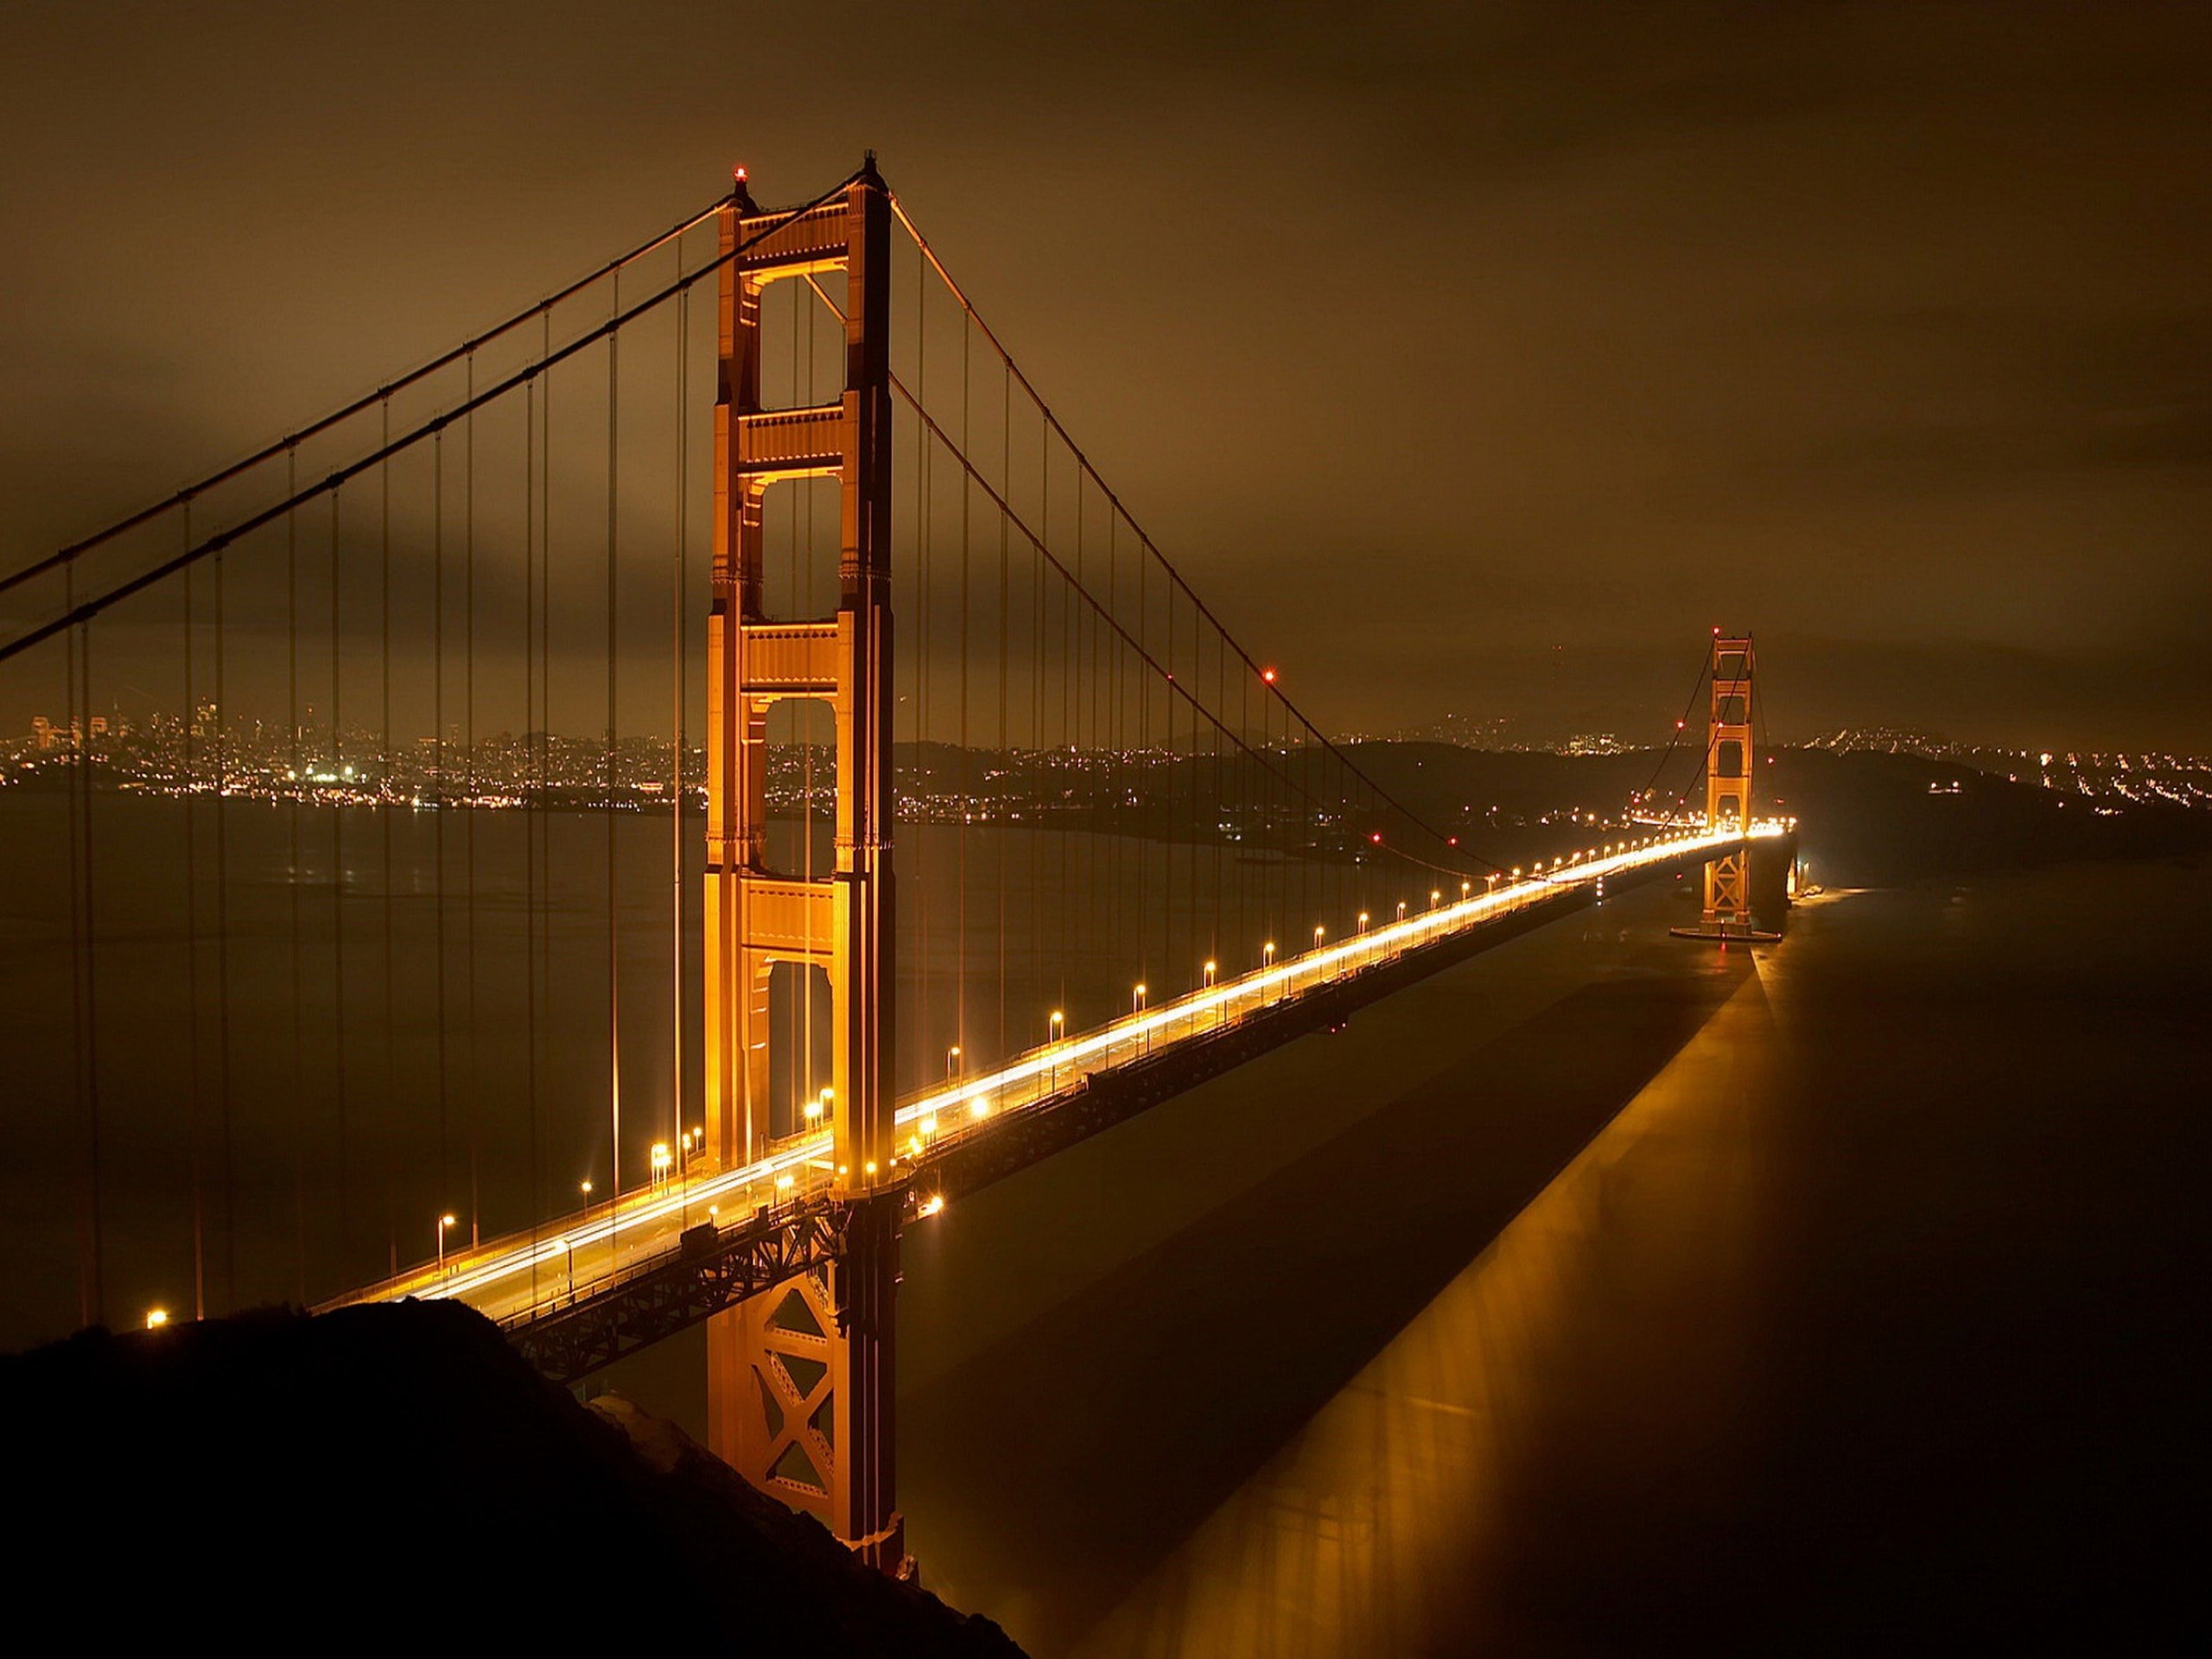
3,2 -> 2206,747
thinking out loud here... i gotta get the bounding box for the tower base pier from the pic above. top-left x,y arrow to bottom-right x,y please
706,1192 -> 906,1574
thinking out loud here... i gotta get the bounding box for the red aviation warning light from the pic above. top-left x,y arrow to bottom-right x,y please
1261,666 -> 1278,684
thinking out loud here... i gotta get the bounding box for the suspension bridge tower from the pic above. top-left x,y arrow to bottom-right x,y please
1702,633 -> 1755,931
702,161 -> 905,1572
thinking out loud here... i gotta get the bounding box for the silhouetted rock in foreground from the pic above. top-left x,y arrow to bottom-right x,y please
2,1300 -> 1025,1653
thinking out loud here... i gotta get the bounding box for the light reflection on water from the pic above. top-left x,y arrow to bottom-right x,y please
915,862 -> 2210,1654
1065,959 -> 1782,1658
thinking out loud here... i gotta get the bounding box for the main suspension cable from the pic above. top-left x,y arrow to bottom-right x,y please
2,194 -> 738,601
887,198 -> 1479,875
1,170 -> 867,666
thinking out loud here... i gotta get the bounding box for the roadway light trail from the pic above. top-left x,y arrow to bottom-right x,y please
327,823 -> 1786,1325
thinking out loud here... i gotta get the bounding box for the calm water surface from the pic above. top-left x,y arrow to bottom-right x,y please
896,859 -> 2208,1653
4,785 -> 2201,1649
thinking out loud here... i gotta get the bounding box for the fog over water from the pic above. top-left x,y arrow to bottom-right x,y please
3,793 -> 2200,1649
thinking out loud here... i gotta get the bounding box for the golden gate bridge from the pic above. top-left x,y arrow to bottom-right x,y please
0,156 -> 1789,1575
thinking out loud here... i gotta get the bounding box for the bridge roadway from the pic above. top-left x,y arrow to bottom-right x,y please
325,823 -> 1789,1363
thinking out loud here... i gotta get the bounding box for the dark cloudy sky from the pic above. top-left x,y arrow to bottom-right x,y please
3,2 -> 2207,748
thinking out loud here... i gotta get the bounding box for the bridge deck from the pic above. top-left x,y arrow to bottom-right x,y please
325,825 -> 1787,1372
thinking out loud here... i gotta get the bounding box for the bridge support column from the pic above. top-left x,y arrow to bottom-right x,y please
705,1194 -> 902,1568
702,162 -> 906,1571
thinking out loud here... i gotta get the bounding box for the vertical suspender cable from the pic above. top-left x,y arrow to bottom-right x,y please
65,556 -> 105,1328
64,588 -> 84,1325
524,369 -> 541,1300
330,486 -> 350,1274
1214,626 -> 1226,963
528,340 -> 546,1292
957,314 -> 969,1065
799,281 -> 814,1115
672,265 -> 688,1182
287,448 -> 306,1300
607,272 -> 622,1209
1063,464 -> 1076,1005
378,395 -> 396,1276
434,429 -> 449,1224
1136,517 -> 1148,987
465,353 -> 480,1246
1108,511 -> 1120,990
214,524 -> 235,1310
1033,419 -> 1046,1019
80,614 -> 105,1325
183,516 -> 205,1320
997,361 -> 1009,1060
912,251 -> 930,1070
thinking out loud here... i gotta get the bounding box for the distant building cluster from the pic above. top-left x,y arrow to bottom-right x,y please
1807,729 -> 2212,814
1336,713 -> 1631,758
2,709 -> 1358,841
4,708 -> 702,811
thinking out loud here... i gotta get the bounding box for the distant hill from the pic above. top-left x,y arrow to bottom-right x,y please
1336,741 -> 2212,886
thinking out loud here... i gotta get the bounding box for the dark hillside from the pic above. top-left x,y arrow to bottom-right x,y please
1,1301 -> 1025,1653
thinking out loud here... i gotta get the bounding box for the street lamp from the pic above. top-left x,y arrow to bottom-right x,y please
947,1045 -> 962,1083
553,1237 -> 574,1300
650,1141 -> 672,1185
1049,1010 -> 1065,1087
1263,941 -> 1275,970
580,1179 -> 594,1204
1314,924 -> 1325,950
1430,889 -> 1441,911
1395,901 -> 1407,923
436,1212 -> 457,1273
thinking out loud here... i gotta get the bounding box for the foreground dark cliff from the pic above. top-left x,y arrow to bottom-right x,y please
1,1300 -> 1025,1653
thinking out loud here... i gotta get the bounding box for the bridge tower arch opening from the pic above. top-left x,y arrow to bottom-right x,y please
702,162 -> 904,1571
1702,633 -> 1755,930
